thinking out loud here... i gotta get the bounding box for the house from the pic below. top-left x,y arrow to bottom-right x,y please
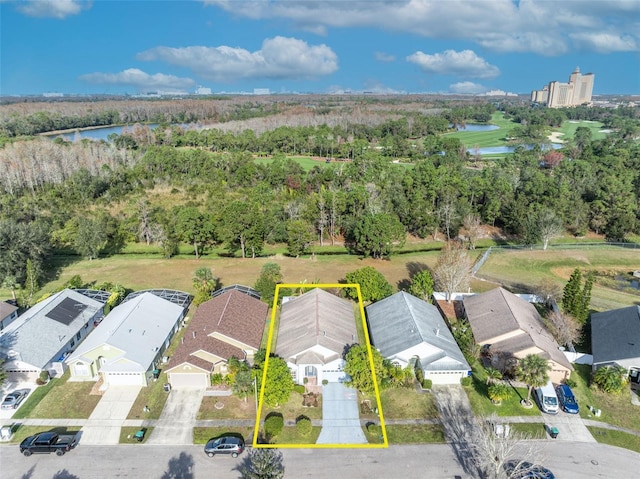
591,305 -> 640,387
165,289 -> 268,388
366,292 -> 471,385
276,288 -> 357,387
0,301 -> 19,331
0,289 -> 105,382
66,292 -> 186,387
462,287 -> 573,383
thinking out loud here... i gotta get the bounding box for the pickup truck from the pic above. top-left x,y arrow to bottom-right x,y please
19,431 -> 77,456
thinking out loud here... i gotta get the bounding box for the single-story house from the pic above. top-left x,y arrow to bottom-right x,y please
0,301 -> 19,331
165,289 -> 268,388
276,288 -> 357,387
366,292 -> 471,385
0,289 -> 105,382
66,292 -> 186,387
462,287 -> 573,383
591,305 -> 640,387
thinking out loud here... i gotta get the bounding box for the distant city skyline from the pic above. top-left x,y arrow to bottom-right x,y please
1,0 -> 639,96
531,66 -> 595,107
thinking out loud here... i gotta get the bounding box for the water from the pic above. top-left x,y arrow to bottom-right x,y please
468,144 -> 563,155
455,124 -> 500,132
48,124 -> 160,141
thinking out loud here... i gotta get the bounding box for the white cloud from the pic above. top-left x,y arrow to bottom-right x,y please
407,50 -> 499,78
15,0 -> 89,19
202,0 -> 640,55
79,69 -> 195,92
137,36 -> 338,82
570,33 -> 638,53
375,52 -> 395,62
449,81 -> 487,94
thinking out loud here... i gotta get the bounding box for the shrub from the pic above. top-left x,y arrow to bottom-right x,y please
564,377 -> 577,388
264,412 -> 284,438
592,365 -> 629,394
293,384 -> 305,394
296,416 -> 312,437
460,376 -> 472,387
36,370 -> 50,385
488,382 -> 512,404
322,379 -> 328,385
421,379 -> 432,389
211,373 -> 225,385
366,423 -> 380,436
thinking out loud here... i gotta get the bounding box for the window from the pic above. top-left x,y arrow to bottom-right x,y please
70,338 -> 75,347
76,331 -> 82,341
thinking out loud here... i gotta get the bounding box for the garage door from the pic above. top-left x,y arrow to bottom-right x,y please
168,373 -> 208,388
6,370 -> 40,383
103,372 -> 145,386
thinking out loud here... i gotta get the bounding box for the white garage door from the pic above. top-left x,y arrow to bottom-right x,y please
425,371 -> 465,385
103,372 -> 145,386
168,373 -> 208,388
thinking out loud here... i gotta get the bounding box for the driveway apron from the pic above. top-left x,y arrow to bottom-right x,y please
80,386 -> 142,445
316,382 -> 367,444
146,388 -> 203,445
541,410 -> 596,442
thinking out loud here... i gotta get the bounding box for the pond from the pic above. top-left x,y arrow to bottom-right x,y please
455,124 -> 500,132
468,144 -> 563,155
44,123 -> 193,142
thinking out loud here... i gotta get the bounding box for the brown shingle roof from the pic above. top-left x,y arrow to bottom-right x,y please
166,290 -> 267,371
463,287 -> 572,370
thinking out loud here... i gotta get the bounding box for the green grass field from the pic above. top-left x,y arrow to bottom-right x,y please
443,112 -> 516,148
553,119 -> 607,143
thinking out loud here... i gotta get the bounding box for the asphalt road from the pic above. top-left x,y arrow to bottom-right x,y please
1,442 -> 638,479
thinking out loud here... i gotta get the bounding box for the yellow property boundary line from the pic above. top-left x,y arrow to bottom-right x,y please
252,283 -> 388,448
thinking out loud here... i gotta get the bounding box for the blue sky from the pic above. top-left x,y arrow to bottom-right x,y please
1,0 -> 639,96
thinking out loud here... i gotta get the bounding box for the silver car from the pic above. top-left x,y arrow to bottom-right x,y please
1,389 -> 30,409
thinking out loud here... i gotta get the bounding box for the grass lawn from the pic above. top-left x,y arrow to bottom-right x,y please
119,426 -> 154,444
509,423 -> 547,439
254,156 -> 333,171
193,426 -> 254,445
11,378 -> 59,419
0,425 -> 81,444
464,363 -> 542,418
553,120 -> 607,143
587,427 -> 640,453
571,364 -> 640,432
269,425 -> 322,445
364,424 -> 445,444
361,388 -> 439,420
443,112 -> 517,148
261,392 -> 323,421
13,372 -> 100,419
198,395 -> 257,420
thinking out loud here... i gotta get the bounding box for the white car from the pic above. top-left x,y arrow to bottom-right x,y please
1,389 -> 30,409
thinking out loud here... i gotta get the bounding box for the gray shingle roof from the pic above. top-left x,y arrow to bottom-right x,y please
366,292 -> 469,371
591,305 -> 640,365
67,292 -> 184,373
0,289 -> 104,368
276,288 -> 356,364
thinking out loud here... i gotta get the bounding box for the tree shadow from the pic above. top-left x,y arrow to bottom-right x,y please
406,261 -> 430,279
160,452 -> 195,479
52,470 -> 79,479
20,465 -> 35,479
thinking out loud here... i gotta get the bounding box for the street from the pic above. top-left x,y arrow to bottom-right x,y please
1,442 -> 639,479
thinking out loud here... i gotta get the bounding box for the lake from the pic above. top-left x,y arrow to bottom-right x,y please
48,124 -> 161,141
455,124 -> 500,132
468,144 -> 562,155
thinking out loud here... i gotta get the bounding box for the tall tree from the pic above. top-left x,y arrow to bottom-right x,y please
238,448 -> 285,479
344,343 -> 383,394
75,217 -> 108,260
260,356 -> 294,408
345,266 -> 393,302
23,259 -> 39,305
192,267 -> 217,305
516,354 -> 551,405
433,241 -> 473,302
286,220 -> 315,257
175,206 -> 215,259
562,268 -> 593,323
546,310 -> 581,349
408,269 -> 435,302
254,263 -> 282,305
219,200 -> 264,259
462,213 -> 482,250
347,212 -> 406,259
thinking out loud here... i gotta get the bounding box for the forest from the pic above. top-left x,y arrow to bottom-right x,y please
0,95 -> 638,306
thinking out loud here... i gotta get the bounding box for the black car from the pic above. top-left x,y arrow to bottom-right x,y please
1,389 -> 30,409
204,435 -> 245,458
504,460 -> 555,479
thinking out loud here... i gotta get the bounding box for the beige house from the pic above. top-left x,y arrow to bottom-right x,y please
165,289 -> 268,388
462,287 -> 572,383
276,288 -> 357,387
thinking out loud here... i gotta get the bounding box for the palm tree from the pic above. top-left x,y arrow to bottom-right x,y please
488,382 -> 512,405
192,267 -> 216,295
516,354 -> 551,405
593,365 -> 629,394
485,367 -> 503,385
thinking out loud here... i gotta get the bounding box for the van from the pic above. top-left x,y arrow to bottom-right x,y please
535,380 -> 559,414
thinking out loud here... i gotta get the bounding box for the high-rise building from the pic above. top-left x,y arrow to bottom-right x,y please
531,67 -> 594,108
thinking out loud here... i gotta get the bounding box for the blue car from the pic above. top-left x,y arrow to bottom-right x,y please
556,384 -> 579,414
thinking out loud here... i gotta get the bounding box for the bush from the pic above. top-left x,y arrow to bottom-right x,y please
36,370 -> 50,385
296,416 -> 312,437
564,377 -> 577,388
460,376 -> 472,387
421,379 -> 432,389
293,384 -> 305,394
264,412 -> 284,438
211,373 -> 225,385
322,379 -> 328,385
366,423 -> 380,436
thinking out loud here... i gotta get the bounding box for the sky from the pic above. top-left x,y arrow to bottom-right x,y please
1,0 -> 639,96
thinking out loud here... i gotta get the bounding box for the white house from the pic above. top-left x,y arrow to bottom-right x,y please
275,288 -> 357,387
0,289 -> 105,382
66,292 -> 186,387
366,292 -> 471,385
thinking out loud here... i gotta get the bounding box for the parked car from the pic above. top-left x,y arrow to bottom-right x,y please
204,435 -> 245,458
19,432 -> 77,456
1,389 -> 30,409
556,384 -> 579,414
504,460 -> 555,478
535,380 -> 559,414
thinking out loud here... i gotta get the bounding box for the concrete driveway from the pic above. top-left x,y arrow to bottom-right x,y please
0,382 -> 35,420
542,409 -> 596,442
146,388 -> 203,445
316,382 -> 367,444
80,386 -> 141,445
